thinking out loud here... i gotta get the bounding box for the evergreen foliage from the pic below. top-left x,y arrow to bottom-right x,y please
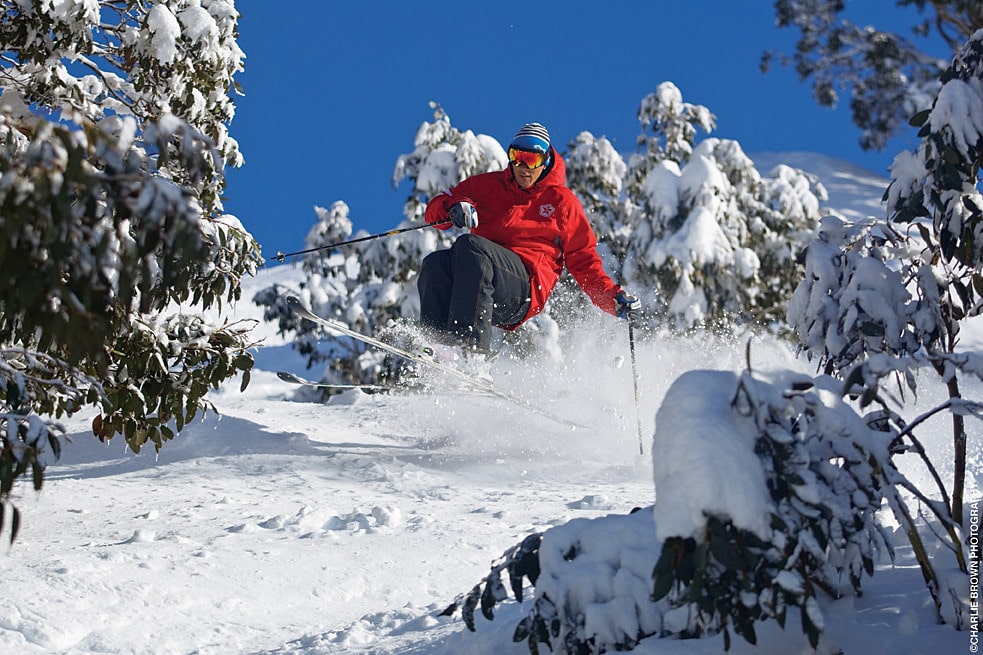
650,370 -> 895,651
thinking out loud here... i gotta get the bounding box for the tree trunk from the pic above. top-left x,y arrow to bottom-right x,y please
947,375 -> 966,526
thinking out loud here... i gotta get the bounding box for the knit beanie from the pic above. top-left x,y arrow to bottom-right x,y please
510,122 -> 550,154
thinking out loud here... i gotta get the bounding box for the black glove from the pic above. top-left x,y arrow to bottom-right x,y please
615,290 -> 641,319
448,201 -> 478,229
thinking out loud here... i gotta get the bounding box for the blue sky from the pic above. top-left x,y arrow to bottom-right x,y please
223,2 -> 946,263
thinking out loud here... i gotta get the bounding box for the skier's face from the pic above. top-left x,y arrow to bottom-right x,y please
511,160 -> 545,189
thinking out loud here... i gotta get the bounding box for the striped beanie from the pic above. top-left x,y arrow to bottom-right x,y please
510,122 -> 550,154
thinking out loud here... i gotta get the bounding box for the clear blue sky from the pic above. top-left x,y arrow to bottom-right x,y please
223,1 -> 946,263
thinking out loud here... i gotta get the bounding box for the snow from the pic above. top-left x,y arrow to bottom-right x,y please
665,206 -> 738,267
640,161 -> 681,224
751,151 -> 890,222
178,6 -> 218,45
0,157 -> 978,655
146,5 -> 181,65
930,78 -> 983,158
651,370 -> 773,541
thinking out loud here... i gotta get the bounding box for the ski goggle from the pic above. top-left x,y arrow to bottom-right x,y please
508,147 -> 547,169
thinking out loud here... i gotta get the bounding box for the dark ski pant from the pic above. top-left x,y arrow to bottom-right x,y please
417,234 -> 531,353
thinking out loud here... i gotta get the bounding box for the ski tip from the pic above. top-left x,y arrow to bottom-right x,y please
277,371 -> 302,383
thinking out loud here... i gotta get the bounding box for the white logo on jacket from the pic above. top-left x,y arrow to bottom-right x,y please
539,204 -> 556,218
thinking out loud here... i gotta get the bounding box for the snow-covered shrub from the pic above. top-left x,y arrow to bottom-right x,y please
444,364 -> 916,653
650,369 -> 893,650
443,511 -> 664,655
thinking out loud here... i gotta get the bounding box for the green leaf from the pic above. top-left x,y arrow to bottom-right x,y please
860,386 -> 878,408
652,538 -> 686,600
801,602 -> 822,648
908,109 -> 930,127
47,432 -> 62,461
461,586 -> 480,632
513,616 -> 533,643
841,365 -> 865,397
709,530 -> 744,570
859,321 -> 885,337
735,614 -> 757,645
480,577 -> 507,621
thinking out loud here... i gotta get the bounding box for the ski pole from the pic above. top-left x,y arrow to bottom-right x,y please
628,315 -> 645,455
274,219 -> 453,262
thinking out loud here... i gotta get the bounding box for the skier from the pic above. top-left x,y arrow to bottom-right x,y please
418,122 -> 640,357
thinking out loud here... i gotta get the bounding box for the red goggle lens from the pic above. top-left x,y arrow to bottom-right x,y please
508,147 -> 546,169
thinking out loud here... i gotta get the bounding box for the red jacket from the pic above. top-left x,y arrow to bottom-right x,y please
424,149 -> 622,327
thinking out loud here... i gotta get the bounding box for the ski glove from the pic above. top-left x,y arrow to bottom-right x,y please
614,290 -> 641,319
449,201 -> 478,229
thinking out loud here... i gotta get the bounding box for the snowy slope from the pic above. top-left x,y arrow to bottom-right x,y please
0,157 -> 977,655
751,150 -> 892,222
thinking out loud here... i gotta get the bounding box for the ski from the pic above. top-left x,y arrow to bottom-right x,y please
285,296 -> 587,430
277,370 -> 495,398
276,371 -> 392,392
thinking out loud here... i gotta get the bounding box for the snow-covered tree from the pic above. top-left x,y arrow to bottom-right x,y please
791,27 -> 983,525
0,1 -> 261,541
622,82 -> 826,329
763,0 -> 978,150
391,102 -> 507,223
626,81 -> 716,195
256,106 -> 506,386
787,28 -> 982,624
